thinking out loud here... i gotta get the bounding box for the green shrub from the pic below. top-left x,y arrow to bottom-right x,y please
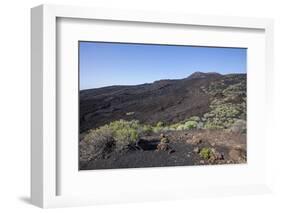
203,112 -> 215,118
109,119 -> 140,132
184,120 -> 198,129
82,120 -> 144,154
153,126 -> 163,133
114,127 -> 139,151
162,126 -> 170,132
169,123 -> 180,129
199,147 -> 212,160
223,83 -> 246,96
188,116 -> 200,122
142,124 -> 153,135
107,120 -> 141,151
83,125 -> 113,144
156,121 -> 164,128
174,120 -> 198,130
167,126 -> 176,131
81,125 -> 115,160
176,124 -> 185,131
203,103 -> 242,129
212,104 -> 240,118
204,121 -> 224,129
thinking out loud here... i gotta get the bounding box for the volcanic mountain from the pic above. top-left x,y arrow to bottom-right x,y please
80,72 -> 246,133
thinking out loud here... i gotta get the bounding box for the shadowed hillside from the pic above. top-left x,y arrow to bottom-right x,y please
80,72 -> 246,133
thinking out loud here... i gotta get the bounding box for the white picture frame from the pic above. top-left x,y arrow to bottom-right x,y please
31,4 -> 274,208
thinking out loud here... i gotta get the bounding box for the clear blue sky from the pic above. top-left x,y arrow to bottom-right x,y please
79,41 -> 246,90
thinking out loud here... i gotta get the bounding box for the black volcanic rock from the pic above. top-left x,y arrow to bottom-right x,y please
79,72 -> 246,133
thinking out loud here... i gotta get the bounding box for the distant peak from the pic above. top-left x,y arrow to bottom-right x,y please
187,72 -> 222,79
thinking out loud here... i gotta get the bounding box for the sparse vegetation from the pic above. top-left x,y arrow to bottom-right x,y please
202,101 -> 245,129
188,116 -> 200,122
108,120 -> 143,151
81,125 -> 115,160
142,124 -> 153,135
176,121 -> 197,131
156,121 -> 164,127
201,77 -> 246,129
199,147 -> 212,160
79,72 -> 247,169
81,120 -> 143,159
126,112 -> 135,116
184,120 -> 198,129
114,127 -> 139,151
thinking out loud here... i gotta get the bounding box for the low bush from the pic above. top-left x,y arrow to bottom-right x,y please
108,120 -> 142,151
81,120 -> 144,160
114,127 -> 139,151
184,120 -> 198,129
152,126 -> 162,133
188,116 -> 200,122
80,125 -> 115,161
156,121 -> 164,128
176,124 -> 185,131
109,119 -> 140,132
141,124 -> 153,135
203,103 -> 242,129
174,120 -> 198,130
223,83 -> 246,97
169,123 -> 180,130
214,104 -> 240,118
199,147 -> 212,160
204,121 -> 224,129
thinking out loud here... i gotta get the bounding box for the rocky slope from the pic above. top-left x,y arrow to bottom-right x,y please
80,129 -> 246,170
79,72 -> 247,170
80,72 -> 246,133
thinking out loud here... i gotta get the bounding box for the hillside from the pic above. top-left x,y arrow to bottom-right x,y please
80,72 -> 246,133
79,72 -> 247,170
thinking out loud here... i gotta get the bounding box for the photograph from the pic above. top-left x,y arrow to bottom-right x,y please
79,41 -> 247,170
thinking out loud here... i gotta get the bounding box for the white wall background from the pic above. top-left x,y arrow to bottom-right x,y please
0,0 -> 280,212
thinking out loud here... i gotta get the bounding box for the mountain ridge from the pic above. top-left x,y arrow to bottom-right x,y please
80,72 -> 244,92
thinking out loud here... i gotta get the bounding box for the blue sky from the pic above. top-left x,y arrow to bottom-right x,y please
79,41 -> 246,90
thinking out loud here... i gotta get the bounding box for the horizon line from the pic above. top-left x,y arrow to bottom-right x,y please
80,71 -> 246,91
